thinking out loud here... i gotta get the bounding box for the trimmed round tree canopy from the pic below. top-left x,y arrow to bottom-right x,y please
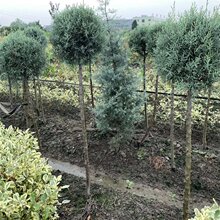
0,31 -> 46,78
129,25 -> 157,57
155,6 -> 220,91
51,6 -> 105,65
23,26 -> 47,48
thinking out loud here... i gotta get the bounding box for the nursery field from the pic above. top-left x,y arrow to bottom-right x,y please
0,1 -> 220,220
0,78 -> 219,219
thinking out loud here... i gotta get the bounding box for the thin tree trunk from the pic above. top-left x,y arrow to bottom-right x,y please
170,83 -> 175,169
8,75 -> 13,108
22,74 -> 30,128
32,77 -> 42,147
15,77 -> 19,100
152,74 -> 159,125
89,60 -> 95,108
8,75 -> 16,125
143,55 -> 148,129
33,116 -> 41,147
37,76 -> 45,123
202,87 -> 211,149
33,78 -> 39,115
78,63 -> 91,199
183,89 -> 193,220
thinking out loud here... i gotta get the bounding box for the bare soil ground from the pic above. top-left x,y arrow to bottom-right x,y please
56,171 -> 181,220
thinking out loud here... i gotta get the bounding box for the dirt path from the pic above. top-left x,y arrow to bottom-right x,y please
48,158 -> 182,208
48,158 -> 213,211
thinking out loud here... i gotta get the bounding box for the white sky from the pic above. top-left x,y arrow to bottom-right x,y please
0,0 -> 219,26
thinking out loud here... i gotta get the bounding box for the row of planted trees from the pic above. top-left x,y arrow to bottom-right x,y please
128,14 -> 219,149
0,1 -> 220,219
51,3 -> 220,219
0,25 -> 47,131
129,6 -> 220,219
155,7 -> 220,219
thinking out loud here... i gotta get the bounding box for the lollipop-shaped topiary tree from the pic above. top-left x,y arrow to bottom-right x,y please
155,6 -> 220,219
0,31 -> 46,128
51,6 -> 105,203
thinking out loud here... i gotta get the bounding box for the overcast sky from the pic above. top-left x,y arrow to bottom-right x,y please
0,0 -> 219,26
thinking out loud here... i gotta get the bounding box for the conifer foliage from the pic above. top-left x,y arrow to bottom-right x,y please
131,19 -> 138,29
96,30 -> 142,147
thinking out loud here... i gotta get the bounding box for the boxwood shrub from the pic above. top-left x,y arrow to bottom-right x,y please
0,123 -> 62,219
190,201 -> 220,220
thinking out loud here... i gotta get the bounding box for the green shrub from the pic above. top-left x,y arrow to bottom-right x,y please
190,201 -> 220,220
23,26 -> 47,48
0,123 -> 62,219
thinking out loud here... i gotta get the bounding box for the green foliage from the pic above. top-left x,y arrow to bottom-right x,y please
39,81 -> 79,106
0,77 -> 90,108
0,20 -> 43,37
43,44 -> 80,81
131,20 -> 138,30
0,31 -> 46,79
150,22 -> 164,43
51,6 -> 105,65
125,180 -> 134,189
95,36 -> 142,146
23,26 -> 47,48
190,200 -> 220,220
0,26 -> 11,37
28,21 -> 44,30
0,123 -> 62,219
137,147 -> 147,160
155,6 -> 220,91
128,25 -> 157,57
10,19 -> 27,32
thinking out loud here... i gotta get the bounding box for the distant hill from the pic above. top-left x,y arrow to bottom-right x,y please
44,15 -> 164,32
45,19 -> 133,32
